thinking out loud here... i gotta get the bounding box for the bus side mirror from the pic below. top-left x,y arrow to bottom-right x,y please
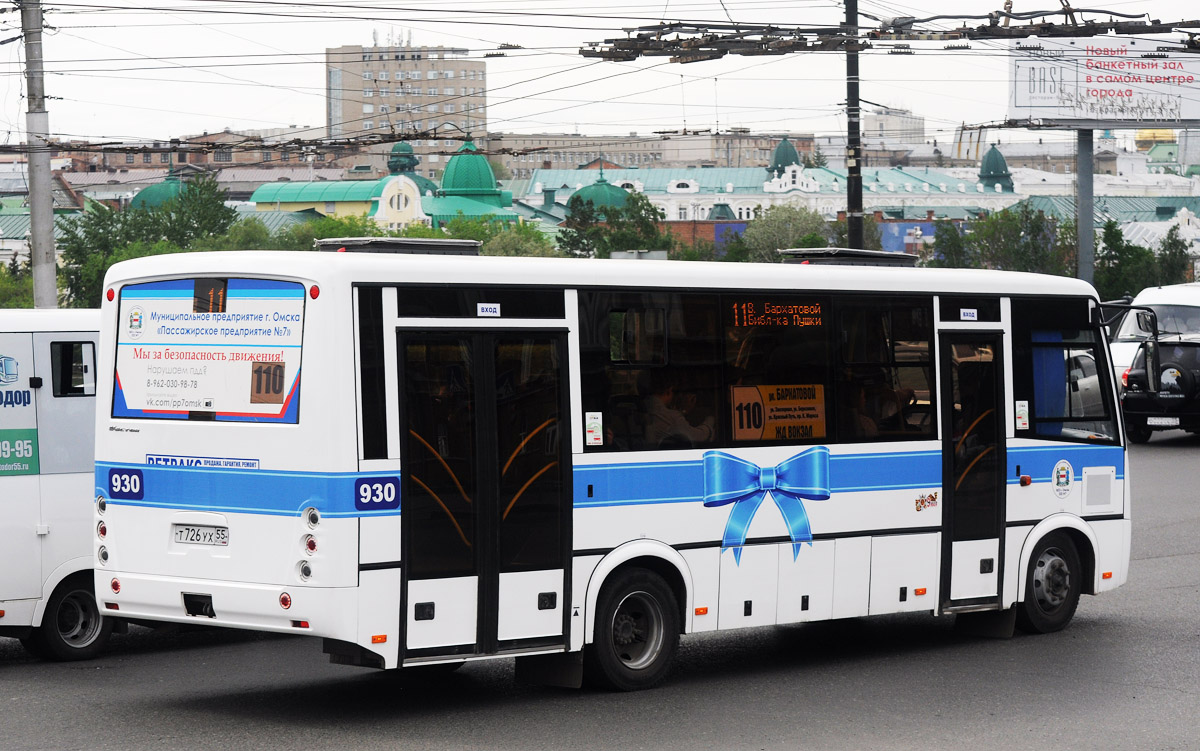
1136,311 -> 1156,334
1143,341 -> 1160,394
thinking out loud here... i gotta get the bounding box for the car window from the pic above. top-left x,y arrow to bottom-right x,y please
1115,304 -> 1200,341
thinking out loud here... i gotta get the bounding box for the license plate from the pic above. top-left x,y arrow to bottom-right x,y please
1146,416 -> 1180,427
172,524 -> 229,546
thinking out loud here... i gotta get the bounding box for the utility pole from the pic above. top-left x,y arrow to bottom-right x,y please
844,0 -> 864,250
21,0 -> 56,308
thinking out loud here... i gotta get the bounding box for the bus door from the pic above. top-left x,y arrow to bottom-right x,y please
939,332 -> 1006,610
398,330 -> 571,658
0,329 -> 41,600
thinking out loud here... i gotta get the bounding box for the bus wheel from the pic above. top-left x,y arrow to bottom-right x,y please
585,568 -> 679,691
26,576 -> 113,661
1016,533 -> 1081,634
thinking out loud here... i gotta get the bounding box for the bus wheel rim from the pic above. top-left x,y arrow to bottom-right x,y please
611,590 -> 665,671
1032,548 -> 1071,612
57,592 -> 102,648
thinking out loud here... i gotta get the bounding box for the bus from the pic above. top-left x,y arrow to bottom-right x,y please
93,252 -> 1130,690
1,309 -> 115,660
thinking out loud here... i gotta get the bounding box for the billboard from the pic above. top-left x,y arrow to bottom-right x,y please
1009,37 -> 1200,126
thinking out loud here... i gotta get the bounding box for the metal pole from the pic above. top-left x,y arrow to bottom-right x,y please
21,0 -> 56,308
844,0 -> 864,250
1076,129 -> 1094,284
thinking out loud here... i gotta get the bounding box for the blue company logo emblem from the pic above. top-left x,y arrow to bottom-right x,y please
0,354 -> 17,384
703,447 -> 831,564
354,477 -> 400,511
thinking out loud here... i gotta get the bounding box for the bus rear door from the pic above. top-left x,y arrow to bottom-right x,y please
398,330 -> 571,659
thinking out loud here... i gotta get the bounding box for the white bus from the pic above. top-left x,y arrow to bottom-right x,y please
94,252 -> 1131,689
1,309 -> 114,660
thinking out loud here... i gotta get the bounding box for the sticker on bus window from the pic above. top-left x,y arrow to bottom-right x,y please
730,385 -> 826,441
113,278 -> 304,423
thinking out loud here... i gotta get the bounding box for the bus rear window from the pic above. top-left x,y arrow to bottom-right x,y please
113,278 -> 305,423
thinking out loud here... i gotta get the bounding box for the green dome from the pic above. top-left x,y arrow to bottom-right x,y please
131,177 -> 184,209
440,141 -> 496,192
768,137 -> 801,176
979,145 -> 1014,193
571,174 -> 629,217
708,202 -> 737,221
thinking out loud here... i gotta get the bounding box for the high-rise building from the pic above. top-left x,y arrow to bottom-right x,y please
326,44 -> 487,177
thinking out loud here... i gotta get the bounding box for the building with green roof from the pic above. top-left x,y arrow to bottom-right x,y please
424,141 -> 521,228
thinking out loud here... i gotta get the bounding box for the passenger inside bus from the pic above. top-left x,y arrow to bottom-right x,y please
643,368 -> 716,449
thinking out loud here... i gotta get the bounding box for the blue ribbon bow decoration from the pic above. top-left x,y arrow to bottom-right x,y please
703,447 -> 831,564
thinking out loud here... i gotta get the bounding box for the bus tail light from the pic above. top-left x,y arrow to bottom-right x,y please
279,592 -> 292,609
110,578 -> 121,594
105,603 -> 119,611
1102,571 -> 1113,580
106,288 -> 115,302
97,521 -> 107,540
309,285 -> 320,299
291,620 -> 310,629
303,534 -> 317,555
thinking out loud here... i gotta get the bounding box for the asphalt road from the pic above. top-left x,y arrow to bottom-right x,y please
3,435 -> 1198,751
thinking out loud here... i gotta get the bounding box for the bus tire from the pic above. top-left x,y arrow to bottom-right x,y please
1016,532 -> 1081,634
26,575 -> 113,661
584,568 -> 679,691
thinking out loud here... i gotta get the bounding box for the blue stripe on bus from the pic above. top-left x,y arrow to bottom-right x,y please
1007,444 -> 1124,484
573,450 -> 944,508
96,463 -> 401,517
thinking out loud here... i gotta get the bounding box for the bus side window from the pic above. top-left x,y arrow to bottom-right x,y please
50,341 -> 95,397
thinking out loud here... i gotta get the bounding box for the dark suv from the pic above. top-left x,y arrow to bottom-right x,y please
1121,335 -> 1200,442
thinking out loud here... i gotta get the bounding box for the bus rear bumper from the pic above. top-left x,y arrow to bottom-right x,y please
93,570 -> 358,639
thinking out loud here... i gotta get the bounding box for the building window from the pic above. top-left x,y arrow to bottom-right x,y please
281,151 -> 290,162
262,151 -> 273,162
143,153 -> 152,164
427,87 -> 437,95
378,71 -> 388,80
379,105 -> 389,114
214,149 -> 233,162
160,153 -> 170,163
677,206 -> 687,220
324,202 -> 336,213
443,87 -> 454,96
362,71 -> 373,80
427,104 -> 438,113
426,71 -> 438,80
363,89 -> 373,98
363,104 -> 375,114
363,121 -> 374,130
378,87 -> 389,97
429,154 -> 439,163
444,104 -> 455,113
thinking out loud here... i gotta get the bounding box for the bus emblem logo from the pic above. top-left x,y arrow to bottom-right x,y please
128,307 -> 144,339
0,355 -> 16,384
1053,460 -> 1073,498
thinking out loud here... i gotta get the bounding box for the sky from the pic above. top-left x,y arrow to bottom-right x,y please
1,0 -> 1198,152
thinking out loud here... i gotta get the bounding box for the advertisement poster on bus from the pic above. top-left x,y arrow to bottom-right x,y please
0,333 -> 39,476
113,278 -> 305,423
1009,37 -> 1200,124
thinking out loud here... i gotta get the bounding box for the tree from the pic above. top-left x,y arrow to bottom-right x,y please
557,195 -> 606,258
1094,220 -> 1158,301
598,192 -> 673,257
968,204 -> 1071,275
0,258 -> 32,308
829,213 -> 882,251
802,145 -> 828,169
1157,224 -> 1191,286
488,158 -> 512,181
923,220 -> 978,268
739,205 -> 828,262
191,217 -> 276,251
58,203 -> 162,307
157,173 -> 238,248
273,213 -> 392,250
482,223 -> 562,257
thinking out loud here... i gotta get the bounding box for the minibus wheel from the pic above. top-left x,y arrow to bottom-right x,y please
584,568 -> 679,691
24,574 -> 113,661
1016,533 -> 1081,634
